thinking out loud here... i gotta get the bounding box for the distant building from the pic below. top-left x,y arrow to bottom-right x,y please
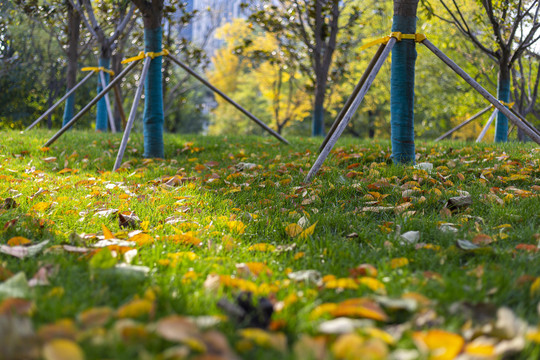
183,0 -> 255,56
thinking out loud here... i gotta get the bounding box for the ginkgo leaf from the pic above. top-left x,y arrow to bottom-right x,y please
43,339 -> 84,360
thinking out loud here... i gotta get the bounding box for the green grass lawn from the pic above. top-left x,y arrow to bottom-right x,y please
1,129 -> 539,360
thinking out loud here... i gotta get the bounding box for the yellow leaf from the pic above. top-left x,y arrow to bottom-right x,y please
7,236 -> 31,246
413,329 -> 464,360
527,329 -> 540,343
531,278 -> 540,297
391,257 -> 409,269
141,221 -> 150,231
357,277 -> 386,294
43,339 -> 84,360
464,342 -> 495,356
101,224 -> 115,240
32,202 -> 50,212
364,327 -> 395,345
228,221 -> 246,234
331,299 -> 388,322
116,299 -> 153,319
332,333 -> 365,360
285,223 -> 303,238
299,221 -> 318,240
248,243 -> 275,252
325,278 -> 359,290
129,233 -> 154,246
239,328 -> 287,352
310,303 -> 339,320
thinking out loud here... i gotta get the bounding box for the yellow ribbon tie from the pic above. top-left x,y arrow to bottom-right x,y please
492,101 -> 515,109
81,66 -> 115,76
121,49 -> 170,64
359,32 -> 427,52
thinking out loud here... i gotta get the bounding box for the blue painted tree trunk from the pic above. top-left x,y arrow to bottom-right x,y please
62,93 -> 75,127
494,71 -> 510,142
143,27 -> 164,158
390,15 -> 417,164
312,102 -> 325,137
96,57 -> 110,132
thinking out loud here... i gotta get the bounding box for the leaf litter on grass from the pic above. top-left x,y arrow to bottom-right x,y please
0,132 -> 540,359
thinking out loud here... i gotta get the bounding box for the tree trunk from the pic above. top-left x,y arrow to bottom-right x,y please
312,78 -> 327,137
494,66 -> 511,142
368,110 -> 375,139
138,0 -> 165,158
390,0 -> 419,164
62,0 -> 80,127
96,46 -> 112,132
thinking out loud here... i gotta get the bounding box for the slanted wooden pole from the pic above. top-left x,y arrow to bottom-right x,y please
166,53 -> 289,145
422,39 -> 540,145
319,44 -> 387,152
476,110 -> 498,142
43,61 -> 139,147
113,57 -> 152,171
99,70 -> 117,133
304,38 -> 397,184
113,84 -> 127,129
25,71 -> 95,132
435,106 -> 491,141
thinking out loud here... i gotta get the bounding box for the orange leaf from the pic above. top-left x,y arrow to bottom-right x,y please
101,224 -> 115,240
7,236 -> 32,247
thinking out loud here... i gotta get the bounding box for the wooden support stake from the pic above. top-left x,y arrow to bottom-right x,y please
113,57 -> 152,171
43,61 -> 139,148
435,106 -> 491,142
319,44 -> 387,152
304,38 -> 397,184
99,70 -> 117,133
166,53 -> 289,145
113,84 -> 127,129
422,39 -> 540,145
26,71 -> 95,132
476,110 -> 498,143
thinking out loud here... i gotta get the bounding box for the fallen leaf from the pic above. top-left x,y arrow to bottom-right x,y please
7,236 -> 32,246
43,339 -> 85,360
413,329 -> 464,360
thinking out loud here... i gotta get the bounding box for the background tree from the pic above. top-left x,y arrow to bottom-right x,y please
245,0 -> 362,136
11,0 -> 92,128
207,19 -> 311,136
69,0 -> 135,132
422,0 -> 540,142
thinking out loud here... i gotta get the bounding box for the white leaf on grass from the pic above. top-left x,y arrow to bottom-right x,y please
0,240 -> 50,259
0,273 -> 30,300
288,270 -> 322,286
93,240 -> 135,248
400,231 -> 420,244
318,317 -> 373,334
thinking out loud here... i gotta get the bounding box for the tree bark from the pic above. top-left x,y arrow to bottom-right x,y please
390,0 -> 419,164
494,64 -> 511,142
62,0 -> 80,127
131,0 -> 165,158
